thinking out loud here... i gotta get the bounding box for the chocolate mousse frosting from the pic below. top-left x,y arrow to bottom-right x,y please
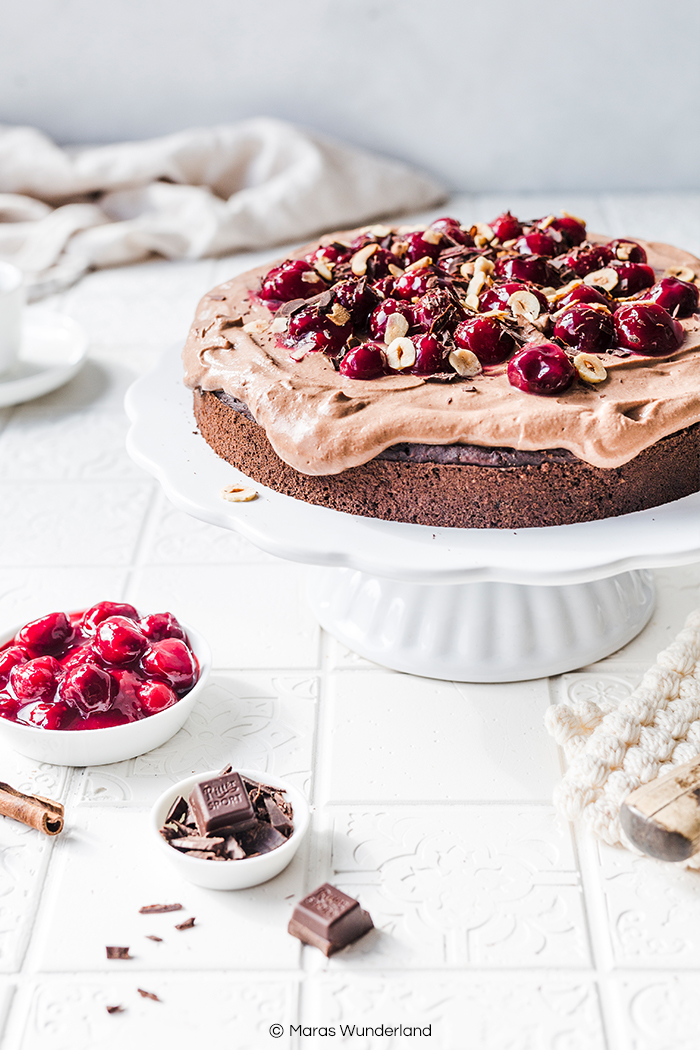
182,233 -> 700,475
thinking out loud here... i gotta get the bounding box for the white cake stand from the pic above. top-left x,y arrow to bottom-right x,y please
125,349 -> 700,682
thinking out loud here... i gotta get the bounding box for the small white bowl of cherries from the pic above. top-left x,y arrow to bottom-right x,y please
0,601 -> 211,766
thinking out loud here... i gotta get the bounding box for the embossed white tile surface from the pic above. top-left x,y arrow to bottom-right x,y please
1,194 -> 699,1050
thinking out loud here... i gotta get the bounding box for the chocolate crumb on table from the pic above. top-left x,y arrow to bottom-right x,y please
175,917 -> 196,930
106,1005 -> 124,1014
145,935 -> 163,942
137,989 -> 161,1002
138,903 -> 183,914
105,946 -> 131,960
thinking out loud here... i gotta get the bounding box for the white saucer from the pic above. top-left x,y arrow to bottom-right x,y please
0,310 -> 88,407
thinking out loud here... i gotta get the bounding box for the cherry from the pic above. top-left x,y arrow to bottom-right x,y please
332,279 -> 376,325
412,290 -> 463,332
79,710 -> 130,729
403,231 -> 442,264
141,639 -> 198,691
10,656 -> 61,702
454,316 -> 517,365
393,268 -> 435,300
138,679 -> 179,715
557,284 -> 612,311
610,262 -> 655,297
338,342 -> 388,380
648,276 -> 699,318
59,644 -> 94,671
480,281 -> 549,314
564,244 -> 613,277
16,699 -> 75,730
259,260 -> 327,303
553,305 -> 615,354
109,669 -> 147,722
369,276 -> 396,300
0,695 -> 19,720
409,334 -> 447,375
369,298 -> 414,340
18,612 -> 74,654
61,662 -> 115,715
614,303 -> 684,356
490,212 -> 522,242
548,216 -> 586,247
494,254 -> 558,286
287,308 -> 352,356
139,613 -> 186,643
82,602 -> 139,632
513,231 -> 558,257
94,616 -> 148,666
365,247 -> 403,280
305,244 -> 351,269
507,342 -> 575,396
608,239 -> 647,263
0,645 -> 28,683
429,217 -> 473,246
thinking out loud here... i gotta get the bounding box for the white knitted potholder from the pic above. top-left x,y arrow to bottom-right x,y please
545,608 -> 700,867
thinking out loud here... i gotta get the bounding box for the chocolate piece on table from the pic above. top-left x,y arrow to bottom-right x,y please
288,883 -> 374,956
189,772 -> 257,835
175,916 -> 196,930
137,989 -> 160,1002
139,903 -> 183,915
620,754 -> 700,861
265,797 -> 293,835
169,836 -> 225,853
145,935 -> 163,942
106,946 -> 131,960
106,1005 -> 124,1014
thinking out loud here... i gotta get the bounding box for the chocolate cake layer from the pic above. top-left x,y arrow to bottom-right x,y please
195,388 -> 700,528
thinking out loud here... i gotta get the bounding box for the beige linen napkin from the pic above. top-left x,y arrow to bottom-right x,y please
0,117 -> 445,297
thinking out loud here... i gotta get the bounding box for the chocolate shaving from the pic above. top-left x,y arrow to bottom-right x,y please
106,946 -> 131,960
138,903 -> 183,915
137,989 -> 160,1002
424,372 -> 461,383
106,1005 -> 124,1014
207,293 -> 226,301
169,836 -> 226,852
164,797 -> 188,826
145,936 -> 163,942
175,917 -> 196,931
219,763 -> 233,775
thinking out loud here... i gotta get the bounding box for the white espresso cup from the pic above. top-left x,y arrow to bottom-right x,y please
0,262 -> 25,374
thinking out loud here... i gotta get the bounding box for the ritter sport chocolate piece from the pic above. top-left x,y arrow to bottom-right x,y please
188,772 -> 257,835
288,883 -> 374,956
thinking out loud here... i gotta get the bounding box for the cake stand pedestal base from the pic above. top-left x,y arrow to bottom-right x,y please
307,567 -> 656,682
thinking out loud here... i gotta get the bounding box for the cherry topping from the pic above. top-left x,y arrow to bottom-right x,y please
489,212 -> 522,242
305,244 -> 351,269
10,656 -> 61,702
608,239 -> 647,263
548,216 -> 586,247
332,279 -> 376,325
564,244 -> 613,277
18,612 -> 74,654
480,281 -> 549,314
614,302 -> 684,356
393,268 -> 435,300
513,231 -> 558,257
494,254 -> 558,287
61,663 -> 115,715
287,308 -> 352,356
0,645 -> 28,684
403,230 -> 442,264
139,613 -> 186,643
141,639 -> 197,691
409,334 -> 446,375
94,617 -> 148,666
338,342 -> 388,380
82,601 -> 139,632
16,699 -> 75,730
648,276 -> 699,318
454,316 -> 517,366
557,284 -> 612,311
259,260 -> 327,303
429,217 -> 473,246
369,298 -> 414,340
138,679 -> 179,715
553,305 -> 615,355
412,290 -> 463,333
507,342 -> 575,396
610,262 -> 655,297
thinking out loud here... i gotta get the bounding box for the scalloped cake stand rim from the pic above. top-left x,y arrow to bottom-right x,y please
125,346 -> 700,587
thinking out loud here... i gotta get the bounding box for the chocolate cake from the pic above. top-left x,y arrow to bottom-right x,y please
183,211 -> 700,529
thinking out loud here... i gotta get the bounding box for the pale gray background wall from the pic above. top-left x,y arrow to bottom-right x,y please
1,0 -> 698,192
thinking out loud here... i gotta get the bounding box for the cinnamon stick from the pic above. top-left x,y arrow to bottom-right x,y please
0,781 -> 64,835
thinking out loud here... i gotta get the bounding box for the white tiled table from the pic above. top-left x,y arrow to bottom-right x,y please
1,193 -> 700,1050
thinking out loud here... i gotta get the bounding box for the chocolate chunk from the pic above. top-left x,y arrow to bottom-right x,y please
164,796 -> 189,825
106,946 -> 131,960
288,884 -> 373,956
169,836 -> 225,853
219,763 -> 233,775
139,903 -> 183,915
137,989 -> 160,1002
264,797 -> 293,835
106,1005 -> 124,1014
175,916 -> 196,931
189,772 -> 257,835
224,835 -> 247,860
239,822 -> 288,856
145,936 -> 163,942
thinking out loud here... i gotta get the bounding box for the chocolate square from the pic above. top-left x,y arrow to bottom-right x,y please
188,772 -> 256,835
288,883 -> 374,956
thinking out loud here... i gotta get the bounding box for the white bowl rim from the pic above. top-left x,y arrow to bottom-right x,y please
150,767 -> 311,868
0,611 -> 212,739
